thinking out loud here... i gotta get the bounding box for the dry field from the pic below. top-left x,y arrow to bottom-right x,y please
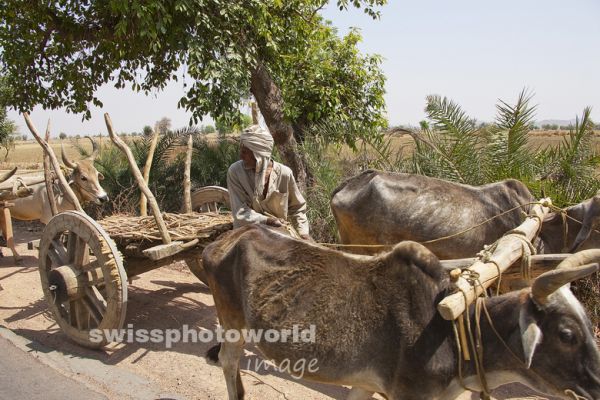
5,130 -> 599,171
0,138 -> 99,171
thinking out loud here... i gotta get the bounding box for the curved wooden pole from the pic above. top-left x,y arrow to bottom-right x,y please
24,113 -> 83,212
104,113 -> 171,244
140,128 -> 159,216
43,119 -> 58,216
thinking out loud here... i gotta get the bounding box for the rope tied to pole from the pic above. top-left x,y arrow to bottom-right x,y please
452,271 -> 493,399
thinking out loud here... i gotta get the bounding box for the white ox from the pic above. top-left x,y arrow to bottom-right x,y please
10,138 -> 108,224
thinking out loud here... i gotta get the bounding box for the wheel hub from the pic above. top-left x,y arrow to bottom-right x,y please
48,266 -> 82,303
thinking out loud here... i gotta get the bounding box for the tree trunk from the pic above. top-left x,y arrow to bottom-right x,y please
250,62 -> 308,191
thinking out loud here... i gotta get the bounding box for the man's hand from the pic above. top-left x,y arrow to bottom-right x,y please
266,217 -> 283,227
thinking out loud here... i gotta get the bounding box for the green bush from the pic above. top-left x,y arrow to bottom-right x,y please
191,135 -> 240,188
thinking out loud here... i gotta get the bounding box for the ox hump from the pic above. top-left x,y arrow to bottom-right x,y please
379,241 -> 446,283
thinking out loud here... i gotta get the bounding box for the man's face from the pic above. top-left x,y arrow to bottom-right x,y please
240,145 -> 256,169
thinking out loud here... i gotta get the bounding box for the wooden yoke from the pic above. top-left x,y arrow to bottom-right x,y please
24,113 -> 83,212
437,198 -> 551,320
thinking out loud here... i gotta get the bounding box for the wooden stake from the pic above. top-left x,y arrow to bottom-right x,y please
0,206 -> 20,261
437,199 -> 551,320
104,113 -> 171,244
43,119 -> 58,216
183,133 -> 193,213
24,113 -> 83,212
140,128 -> 159,216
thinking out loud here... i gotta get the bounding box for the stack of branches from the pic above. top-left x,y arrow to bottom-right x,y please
99,212 -> 232,244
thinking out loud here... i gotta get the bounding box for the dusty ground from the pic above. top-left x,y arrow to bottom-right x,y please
0,221 -> 557,400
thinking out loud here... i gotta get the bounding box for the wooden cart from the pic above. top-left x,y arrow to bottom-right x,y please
25,113 -> 234,348
24,113 -> 572,350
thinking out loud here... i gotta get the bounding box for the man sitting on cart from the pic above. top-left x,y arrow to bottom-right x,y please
227,125 -> 311,241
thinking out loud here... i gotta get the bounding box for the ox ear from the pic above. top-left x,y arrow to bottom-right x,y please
519,303 -> 543,369
97,172 -> 104,181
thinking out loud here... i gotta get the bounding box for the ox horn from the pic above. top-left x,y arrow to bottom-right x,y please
0,167 -> 17,183
86,136 -> 99,159
532,249 -> 600,305
569,194 -> 600,253
61,144 -> 77,169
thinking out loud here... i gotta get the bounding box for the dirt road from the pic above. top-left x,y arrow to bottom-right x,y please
0,221 -> 554,400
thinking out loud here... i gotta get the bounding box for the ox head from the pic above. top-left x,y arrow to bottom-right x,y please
61,137 -> 108,205
570,192 -> 600,253
518,249 -> 600,399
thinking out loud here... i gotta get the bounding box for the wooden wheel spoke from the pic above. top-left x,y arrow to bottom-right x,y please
67,232 -> 77,259
73,238 -> 90,268
47,248 -> 64,268
50,239 -> 69,266
70,300 -> 89,331
84,287 -> 106,319
82,292 -> 104,326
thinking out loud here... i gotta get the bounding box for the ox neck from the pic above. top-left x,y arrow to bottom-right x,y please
53,179 -> 84,206
458,294 -> 528,385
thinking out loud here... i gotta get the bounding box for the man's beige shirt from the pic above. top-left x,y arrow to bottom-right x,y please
227,160 -> 309,235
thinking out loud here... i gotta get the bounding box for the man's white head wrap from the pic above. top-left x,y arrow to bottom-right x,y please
240,125 -> 274,200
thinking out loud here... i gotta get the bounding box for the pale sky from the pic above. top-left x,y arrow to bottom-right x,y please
9,0 -> 600,137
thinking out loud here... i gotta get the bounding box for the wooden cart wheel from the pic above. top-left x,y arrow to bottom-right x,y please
190,186 -> 230,213
39,211 -> 127,348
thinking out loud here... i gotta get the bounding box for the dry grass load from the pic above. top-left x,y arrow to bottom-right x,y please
99,212 -> 232,243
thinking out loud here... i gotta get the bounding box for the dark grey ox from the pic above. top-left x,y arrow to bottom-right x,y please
203,224 -> 600,400
10,138 -> 108,224
331,170 -> 600,257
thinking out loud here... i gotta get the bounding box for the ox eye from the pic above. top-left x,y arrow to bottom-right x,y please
559,329 -> 576,345
81,176 -> 88,181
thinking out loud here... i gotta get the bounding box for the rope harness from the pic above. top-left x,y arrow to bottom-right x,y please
450,230 -> 587,400
319,201 -> 541,250
319,201 -> 600,252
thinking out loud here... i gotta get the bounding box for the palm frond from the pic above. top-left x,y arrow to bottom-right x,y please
484,89 -> 537,181
413,95 -> 483,183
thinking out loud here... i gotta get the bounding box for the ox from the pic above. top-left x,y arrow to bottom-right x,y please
331,170 -> 600,258
10,138 -> 108,224
203,225 -> 600,400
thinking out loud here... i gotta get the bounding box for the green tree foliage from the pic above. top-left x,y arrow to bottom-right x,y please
0,76 -> 17,154
275,26 -> 387,144
215,114 -> 252,134
201,124 -> 216,134
0,1 -> 387,146
59,132 -> 67,140
142,125 -> 153,137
